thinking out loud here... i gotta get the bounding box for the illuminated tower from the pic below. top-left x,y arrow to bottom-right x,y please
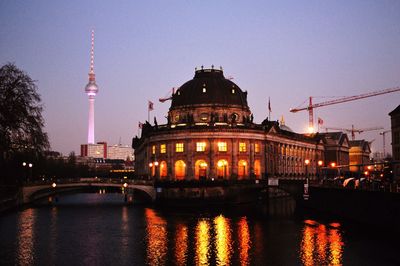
84,30 -> 99,144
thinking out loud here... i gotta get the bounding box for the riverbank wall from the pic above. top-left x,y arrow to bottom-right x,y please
304,186 -> 400,230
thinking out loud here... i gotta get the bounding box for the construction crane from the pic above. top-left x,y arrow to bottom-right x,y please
159,87 -> 177,103
323,125 -> 383,140
290,87 -> 400,132
380,130 -> 391,158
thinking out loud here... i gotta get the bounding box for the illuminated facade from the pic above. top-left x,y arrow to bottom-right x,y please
133,67 -> 325,180
81,142 -> 133,160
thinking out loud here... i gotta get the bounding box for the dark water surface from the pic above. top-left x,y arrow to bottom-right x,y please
0,193 -> 398,265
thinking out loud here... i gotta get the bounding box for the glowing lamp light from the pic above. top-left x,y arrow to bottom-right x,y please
149,162 -> 153,167
242,161 -> 247,166
52,183 -> 57,188
330,162 -> 336,168
304,159 -> 310,165
318,160 -> 323,166
308,126 -> 314,134
28,163 -> 33,168
22,162 -> 27,167
364,171 -> 369,176
123,183 -> 128,188
154,161 -> 159,166
217,161 -> 223,167
367,166 -> 372,170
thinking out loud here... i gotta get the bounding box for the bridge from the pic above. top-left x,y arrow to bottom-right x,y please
19,177 -> 312,206
20,179 -> 156,205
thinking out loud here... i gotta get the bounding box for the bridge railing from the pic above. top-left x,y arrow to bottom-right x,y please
317,178 -> 400,193
22,178 -> 154,187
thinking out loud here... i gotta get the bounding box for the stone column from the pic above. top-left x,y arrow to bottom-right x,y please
209,139 -> 215,178
167,142 -> 173,180
186,139 -> 193,180
232,138 -> 238,179
249,140 -> 255,178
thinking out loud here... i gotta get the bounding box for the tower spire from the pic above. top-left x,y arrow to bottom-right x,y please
84,29 -> 99,144
89,29 -> 95,82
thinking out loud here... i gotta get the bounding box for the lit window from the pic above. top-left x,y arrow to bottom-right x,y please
176,143 -> 184,153
160,144 -> 166,154
218,142 -> 227,152
152,145 -> 156,154
255,143 -> 260,153
239,142 -> 246,152
232,88 -> 235,94
202,88 -> 206,93
196,142 -> 206,152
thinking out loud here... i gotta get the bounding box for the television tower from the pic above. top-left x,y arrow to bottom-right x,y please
84,30 -> 99,144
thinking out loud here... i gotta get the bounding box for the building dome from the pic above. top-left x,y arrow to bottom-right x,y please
170,68 -> 249,110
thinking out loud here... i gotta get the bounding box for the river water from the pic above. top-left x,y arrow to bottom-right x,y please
0,193 -> 398,265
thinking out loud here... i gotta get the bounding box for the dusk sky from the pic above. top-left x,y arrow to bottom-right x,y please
1,1 -> 399,156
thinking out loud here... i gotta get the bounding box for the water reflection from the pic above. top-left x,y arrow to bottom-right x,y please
195,219 -> 211,265
145,208 -> 168,266
300,220 -> 343,265
174,223 -> 188,266
120,206 -> 130,265
238,217 -> 251,266
16,208 -> 36,265
48,207 -> 58,265
214,215 -> 232,265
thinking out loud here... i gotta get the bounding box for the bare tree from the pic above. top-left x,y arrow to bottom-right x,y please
0,63 -> 49,157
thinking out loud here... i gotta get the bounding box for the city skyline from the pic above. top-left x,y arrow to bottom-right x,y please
0,1 -> 399,155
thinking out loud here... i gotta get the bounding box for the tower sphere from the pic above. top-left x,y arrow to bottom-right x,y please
85,80 -> 99,95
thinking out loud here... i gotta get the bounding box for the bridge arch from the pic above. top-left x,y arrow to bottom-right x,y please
22,182 -> 156,205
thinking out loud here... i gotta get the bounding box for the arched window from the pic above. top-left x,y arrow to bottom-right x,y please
195,160 -> 208,180
254,160 -> 261,178
159,161 -> 167,179
217,159 -> 229,179
238,160 -> 248,179
175,160 -> 186,180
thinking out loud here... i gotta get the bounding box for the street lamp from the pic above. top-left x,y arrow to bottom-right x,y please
317,160 -> 323,180
304,159 -> 310,200
304,159 -> 310,182
22,162 -> 33,183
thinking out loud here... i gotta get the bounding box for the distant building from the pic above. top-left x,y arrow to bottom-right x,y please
389,105 -> 400,180
81,142 -> 133,161
318,132 -> 350,171
349,140 -> 371,173
108,145 -> 134,161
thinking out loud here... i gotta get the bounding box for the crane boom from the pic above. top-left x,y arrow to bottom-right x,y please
323,125 -> 383,140
290,86 -> 400,131
159,87 -> 176,103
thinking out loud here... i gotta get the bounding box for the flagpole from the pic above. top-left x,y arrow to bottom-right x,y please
268,97 -> 271,121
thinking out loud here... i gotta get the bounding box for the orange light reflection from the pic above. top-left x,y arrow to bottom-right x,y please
174,223 -> 188,266
300,220 -> 343,266
214,215 -> 232,266
238,217 -> 251,266
145,208 -> 168,266
195,219 -> 210,265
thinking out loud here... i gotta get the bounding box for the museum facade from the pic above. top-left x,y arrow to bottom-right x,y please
132,67 -> 327,181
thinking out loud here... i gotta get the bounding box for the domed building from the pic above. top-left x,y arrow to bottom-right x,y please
133,67 -> 325,182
